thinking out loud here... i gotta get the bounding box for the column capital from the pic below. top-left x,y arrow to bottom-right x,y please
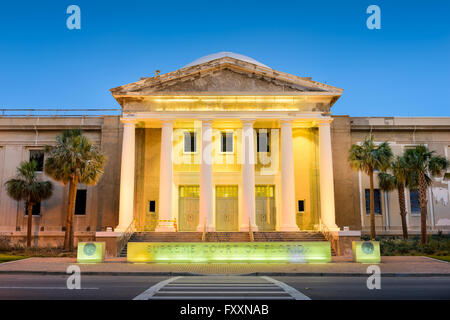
121,119 -> 137,126
279,119 -> 294,125
201,119 -> 214,126
241,119 -> 256,126
161,119 -> 174,126
316,119 -> 333,126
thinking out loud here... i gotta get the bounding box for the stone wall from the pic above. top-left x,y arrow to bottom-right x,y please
333,116 -> 450,234
0,116 -> 123,247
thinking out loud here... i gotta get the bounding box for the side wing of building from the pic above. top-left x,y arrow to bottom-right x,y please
332,116 -> 450,234
0,116 -> 122,244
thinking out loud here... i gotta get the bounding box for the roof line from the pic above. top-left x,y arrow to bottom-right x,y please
110,57 -> 343,94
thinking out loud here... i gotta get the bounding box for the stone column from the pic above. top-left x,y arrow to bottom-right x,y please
280,120 -> 300,231
116,121 -> 136,231
197,120 -> 214,232
318,121 -> 338,230
240,120 -> 258,231
155,120 -> 176,232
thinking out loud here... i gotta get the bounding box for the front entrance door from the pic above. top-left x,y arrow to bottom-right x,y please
215,185 -> 238,231
255,185 -> 276,231
178,185 -> 199,231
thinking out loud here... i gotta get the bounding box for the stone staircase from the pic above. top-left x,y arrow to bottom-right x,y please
120,231 -> 331,257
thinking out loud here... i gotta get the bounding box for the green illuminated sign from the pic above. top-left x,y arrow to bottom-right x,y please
127,242 -> 331,263
352,241 -> 380,263
77,242 -> 106,263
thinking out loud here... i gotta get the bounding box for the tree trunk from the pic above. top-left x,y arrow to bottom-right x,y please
26,197 -> 33,248
369,169 -> 376,240
64,175 -> 78,251
397,184 -> 408,240
418,172 -> 428,245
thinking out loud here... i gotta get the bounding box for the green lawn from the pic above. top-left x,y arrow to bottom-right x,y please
427,255 -> 450,262
0,253 -> 28,263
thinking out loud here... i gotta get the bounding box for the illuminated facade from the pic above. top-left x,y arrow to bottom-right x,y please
111,52 -> 343,233
0,52 -> 449,249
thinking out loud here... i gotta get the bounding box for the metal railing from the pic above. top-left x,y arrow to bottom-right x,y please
202,219 -> 207,242
249,219 -> 254,242
116,220 -> 136,256
0,108 -> 121,118
319,219 -> 340,256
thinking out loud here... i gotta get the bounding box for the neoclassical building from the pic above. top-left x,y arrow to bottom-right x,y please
0,52 -> 449,250
111,52 -> 342,234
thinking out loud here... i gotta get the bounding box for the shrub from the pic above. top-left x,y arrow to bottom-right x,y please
379,234 -> 450,256
0,236 -> 11,251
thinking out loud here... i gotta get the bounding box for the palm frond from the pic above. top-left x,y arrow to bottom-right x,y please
44,129 -> 106,185
378,172 -> 396,191
5,161 -> 53,204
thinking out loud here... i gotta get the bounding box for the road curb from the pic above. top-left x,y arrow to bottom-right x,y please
0,270 -> 449,277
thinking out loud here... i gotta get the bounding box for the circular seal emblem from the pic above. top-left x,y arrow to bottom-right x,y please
83,243 -> 97,256
361,241 -> 374,255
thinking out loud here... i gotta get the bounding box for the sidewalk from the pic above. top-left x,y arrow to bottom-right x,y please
0,256 -> 448,276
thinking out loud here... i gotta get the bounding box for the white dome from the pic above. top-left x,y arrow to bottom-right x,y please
183,51 -> 269,68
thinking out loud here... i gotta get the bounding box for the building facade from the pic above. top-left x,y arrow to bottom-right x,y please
0,53 -> 449,246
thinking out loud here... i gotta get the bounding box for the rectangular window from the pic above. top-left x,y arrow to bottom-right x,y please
365,189 -> 382,215
298,200 -> 305,213
25,202 -> 41,216
257,131 -> 270,152
221,132 -> 233,153
183,131 -> 196,153
29,150 -> 44,171
149,200 -> 156,213
75,190 -> 87,215
410,190 -> 421,215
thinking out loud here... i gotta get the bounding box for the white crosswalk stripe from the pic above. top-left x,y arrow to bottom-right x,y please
134,276 -> 310,300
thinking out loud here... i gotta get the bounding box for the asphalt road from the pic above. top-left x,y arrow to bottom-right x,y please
0,274 -> 449,300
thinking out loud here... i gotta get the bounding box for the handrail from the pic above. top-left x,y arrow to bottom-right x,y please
202,219 -> 207,242
319,219 -> 340,256
249,219 -> 254,242
117,219 -> 136,256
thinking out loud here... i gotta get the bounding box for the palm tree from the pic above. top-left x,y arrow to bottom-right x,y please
348,135 -> 393,240
378,156 -> 411,239
403,145 -> 449,244
5,161 -> 53,248
44,129 -> 105,251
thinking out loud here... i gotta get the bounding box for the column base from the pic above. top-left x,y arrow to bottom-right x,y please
155,222 -> 176,232
114,225 -> 129,232
196,225 -> 215,232
239,225 -> 259,232
280,225 -> 300,232
325,225 -> 340,232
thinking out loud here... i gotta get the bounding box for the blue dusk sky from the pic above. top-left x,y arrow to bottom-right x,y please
0,0 -> 449,116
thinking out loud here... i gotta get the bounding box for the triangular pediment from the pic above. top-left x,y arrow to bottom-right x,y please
110,56 -> 343,96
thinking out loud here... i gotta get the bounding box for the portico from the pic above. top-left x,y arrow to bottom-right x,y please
111,52 -> 343,233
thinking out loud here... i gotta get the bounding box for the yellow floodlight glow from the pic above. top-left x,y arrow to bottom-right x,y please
352,241 -> 380,263
77,242 -> 106,263
127,242 -> 331,264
